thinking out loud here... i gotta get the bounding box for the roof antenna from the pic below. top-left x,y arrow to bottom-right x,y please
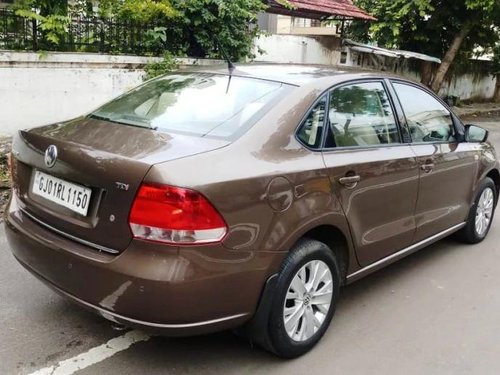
214,36 -> 235,73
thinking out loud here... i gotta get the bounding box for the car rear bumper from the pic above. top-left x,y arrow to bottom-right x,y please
5,194 -> 278,336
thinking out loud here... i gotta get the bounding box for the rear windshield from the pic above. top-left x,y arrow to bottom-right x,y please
90,73 -> 289,139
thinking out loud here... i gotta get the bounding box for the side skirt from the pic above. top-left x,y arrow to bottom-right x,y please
346,222 -> 466,284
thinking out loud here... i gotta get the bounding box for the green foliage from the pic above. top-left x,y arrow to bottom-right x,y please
15,8 -> 70,45
144,26 -> 167,51
94,0 -> 266,60
119,0 -> 177,22
493,44 -> 500,75
96,0 -> 121,18
143,52 -> 179,80
13,0 -> 69,16
169,0 -> 267,61
13,1 -> 70,48
68,0 -> 94,17
349,0 -> 434,46
274,0 -> 295,10
349,0 -> 500,63
10,0 -> 266,61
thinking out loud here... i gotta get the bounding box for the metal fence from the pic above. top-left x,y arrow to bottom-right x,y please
0,9 -> 165,55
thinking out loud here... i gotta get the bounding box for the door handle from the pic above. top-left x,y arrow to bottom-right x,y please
339,175 -> 361,187
421,163 -> 435,173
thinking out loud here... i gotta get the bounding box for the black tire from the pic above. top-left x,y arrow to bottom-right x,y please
267,238 -> 341,358
459,177 -> 497,244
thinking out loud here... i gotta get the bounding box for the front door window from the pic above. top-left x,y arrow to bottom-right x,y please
393,83 -> 455,143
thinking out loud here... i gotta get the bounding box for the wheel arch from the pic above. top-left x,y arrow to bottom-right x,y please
294,224 -> 353,284
486,168 -> 500,202
241,223 -> 354,353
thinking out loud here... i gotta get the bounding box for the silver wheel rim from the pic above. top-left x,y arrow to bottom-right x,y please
475,187 -> 494,237
283,260 -> 333,342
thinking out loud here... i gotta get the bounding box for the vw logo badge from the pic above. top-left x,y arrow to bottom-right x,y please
44,145 -> 58,168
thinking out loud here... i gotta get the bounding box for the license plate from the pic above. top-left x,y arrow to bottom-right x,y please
32,171 -> 92,216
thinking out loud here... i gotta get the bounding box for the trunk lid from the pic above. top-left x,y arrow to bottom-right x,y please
12,117 -> 229,253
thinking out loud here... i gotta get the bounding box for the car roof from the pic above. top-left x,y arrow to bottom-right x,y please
185,63 -> 406,86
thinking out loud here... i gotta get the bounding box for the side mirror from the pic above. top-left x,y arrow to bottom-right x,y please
465,124 -> 488,143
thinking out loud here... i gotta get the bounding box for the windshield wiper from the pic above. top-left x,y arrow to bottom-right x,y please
89,114 -> 156,130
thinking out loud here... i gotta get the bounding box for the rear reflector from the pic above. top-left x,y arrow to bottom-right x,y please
129,183 -> 227,245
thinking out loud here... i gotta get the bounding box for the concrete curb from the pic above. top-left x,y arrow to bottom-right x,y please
453,104 -> 500,118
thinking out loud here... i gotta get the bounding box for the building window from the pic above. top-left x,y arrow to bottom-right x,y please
311,19 -> 321,27
340,52 -> 347,64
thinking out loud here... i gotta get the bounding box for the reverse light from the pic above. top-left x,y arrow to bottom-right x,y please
129,183 -> 227,245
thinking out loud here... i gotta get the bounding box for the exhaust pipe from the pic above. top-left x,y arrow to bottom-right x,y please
110,322 -> 127,331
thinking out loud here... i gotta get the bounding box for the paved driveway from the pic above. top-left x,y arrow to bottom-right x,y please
1,117 -> 500,375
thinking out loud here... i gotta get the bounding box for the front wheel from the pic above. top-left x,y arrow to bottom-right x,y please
459,177 -> 497,244
267,238 -> 341,358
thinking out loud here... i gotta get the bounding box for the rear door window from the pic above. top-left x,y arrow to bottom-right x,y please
325,82 -> 400,148
296,96 -> 327,149
392,82 -> 456,143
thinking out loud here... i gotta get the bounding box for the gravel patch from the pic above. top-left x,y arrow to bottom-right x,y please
0,137 -> 12,222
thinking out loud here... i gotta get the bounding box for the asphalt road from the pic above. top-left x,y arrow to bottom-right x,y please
2,117 -> 500,375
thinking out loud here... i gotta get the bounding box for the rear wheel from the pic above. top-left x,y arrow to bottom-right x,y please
459,177 -> 496,244
267,239 -> 340,358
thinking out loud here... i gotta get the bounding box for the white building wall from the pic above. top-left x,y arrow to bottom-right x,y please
439,73 -> 497,101
0,52 -> 219,137
0,53 -> 149,137
254,34 -> 341,65
1,67 -> 144,137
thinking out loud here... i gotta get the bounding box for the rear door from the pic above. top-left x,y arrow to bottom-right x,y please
390,81 -> 478,242
321,80 -> 420,267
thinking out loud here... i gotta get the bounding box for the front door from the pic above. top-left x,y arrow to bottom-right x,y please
322,81 -> 420,267
391,81 -> 478,242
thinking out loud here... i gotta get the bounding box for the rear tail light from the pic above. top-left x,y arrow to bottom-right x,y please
129,183 -> 227,245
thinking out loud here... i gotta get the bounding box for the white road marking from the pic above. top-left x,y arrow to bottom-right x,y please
28,330 -> 151,375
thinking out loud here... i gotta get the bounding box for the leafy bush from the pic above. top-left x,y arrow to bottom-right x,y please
143,52 -> 178,81
10,1 -> 67,49
119,0 -> 177,22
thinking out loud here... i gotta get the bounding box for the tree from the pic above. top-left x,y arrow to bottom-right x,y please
350,0 -> 500,93
430,1 -> 499,93
493,44 -> 500,102
170,0 -> 266,61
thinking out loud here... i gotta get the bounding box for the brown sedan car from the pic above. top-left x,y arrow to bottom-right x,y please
5,64 -> 499,358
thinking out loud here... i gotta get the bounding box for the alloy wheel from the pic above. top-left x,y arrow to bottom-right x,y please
475,187 -> 494,236
283,260 -> 333,342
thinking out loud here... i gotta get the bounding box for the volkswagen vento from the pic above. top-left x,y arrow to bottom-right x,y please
5,65 -> 498,358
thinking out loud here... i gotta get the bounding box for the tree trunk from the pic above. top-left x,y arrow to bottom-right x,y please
420,60 -> 433,88
431,22 -> 472,94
